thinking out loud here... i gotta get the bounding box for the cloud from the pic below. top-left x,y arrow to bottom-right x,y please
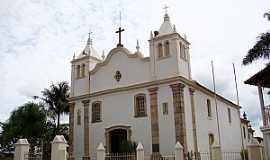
0,0 -> 270,137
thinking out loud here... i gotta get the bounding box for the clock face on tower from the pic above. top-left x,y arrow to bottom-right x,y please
114,70 -> 122,82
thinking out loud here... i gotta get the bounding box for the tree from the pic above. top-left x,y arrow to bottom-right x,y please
0,102 -> 46,152
242,12 -> 270,65
41,81 -> 69,133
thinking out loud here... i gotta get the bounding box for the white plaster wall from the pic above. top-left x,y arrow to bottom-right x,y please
73,101 -> 84,160
72,58 -> 98,97
89,88 -> 152,157
90,52 -> 151,93
194,90 -> 242,152
157,84 -> 176,155
241,123 -> 249,149
194,90 -> 220,152
218,101 -> 242,152
153,38 -> 180,80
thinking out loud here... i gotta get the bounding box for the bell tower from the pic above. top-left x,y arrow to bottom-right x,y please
70,34 -> 102,97
149,9 -> 191,80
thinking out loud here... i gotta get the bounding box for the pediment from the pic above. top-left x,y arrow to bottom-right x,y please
89,47 -> 149,75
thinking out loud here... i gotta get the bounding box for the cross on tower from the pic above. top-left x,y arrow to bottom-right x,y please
88,31 -> 92,39
163,5 -> 169,14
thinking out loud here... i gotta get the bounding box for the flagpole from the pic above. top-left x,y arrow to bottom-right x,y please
211,61 -> 222,147
232,63 -> 246,160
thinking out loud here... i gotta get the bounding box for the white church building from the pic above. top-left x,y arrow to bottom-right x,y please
68,11 -> 243,160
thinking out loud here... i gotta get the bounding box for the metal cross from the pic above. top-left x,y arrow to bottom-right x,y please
88,30 -> 93,39
163,5 -> 169,14
116,27 -> 125,47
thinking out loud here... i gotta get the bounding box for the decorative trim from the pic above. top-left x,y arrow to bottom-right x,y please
151,32 -> 190,45
148,87 -> 160,153
89,47 -> 149,75
68,102 -> 75,159
189,88 -> 199,154
71,54 -> 102,63
82,99 -> 90,104
69,76 -> 240,110
170,83 -> 187,156
83,101 -> 90,158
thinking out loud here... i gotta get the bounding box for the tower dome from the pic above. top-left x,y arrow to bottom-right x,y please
158,13 -> 174,35
78,37 -> 101,60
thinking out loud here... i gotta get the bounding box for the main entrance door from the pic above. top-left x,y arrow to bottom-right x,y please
109,129 -> 127,153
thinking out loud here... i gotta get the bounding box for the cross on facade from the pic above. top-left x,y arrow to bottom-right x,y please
116,27 -> 125,47
163,5 -> 169,14
115,12 -> 124,47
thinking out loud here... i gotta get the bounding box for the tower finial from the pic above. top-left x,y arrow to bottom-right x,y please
163,5 -> 170,21
87,30 -> 93,45
163,5 -> 169,14
136,40 -> 140,52
102,50 -> 105,60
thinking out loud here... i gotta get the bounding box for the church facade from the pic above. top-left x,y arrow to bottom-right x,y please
68,12 -> 243,160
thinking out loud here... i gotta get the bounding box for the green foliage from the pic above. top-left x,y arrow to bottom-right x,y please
41,81 -> 69,133
242,12 -> 270,65
241,149 -> 248,160
119,140 -> 137,153
0,102 -> 46,152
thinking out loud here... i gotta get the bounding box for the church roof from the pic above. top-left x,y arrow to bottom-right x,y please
77,37 -> 101,60
158,13 -> 174,35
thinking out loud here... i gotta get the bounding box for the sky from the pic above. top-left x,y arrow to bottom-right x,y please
0,0 -> 270,136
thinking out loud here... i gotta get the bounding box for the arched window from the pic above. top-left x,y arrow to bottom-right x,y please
165,41 -> 170,56
158,43 -> 163,58
76,65 -> 81,78
228,108 -> 232,123
180,43 -> 185,59
207,99 -> 212,117
92,101 -> 102,123
81,64 -> 86,77
243,126 -> 246,139
208,133 -> 214,146
134,94 -> 147,117
77,109 -> 81,125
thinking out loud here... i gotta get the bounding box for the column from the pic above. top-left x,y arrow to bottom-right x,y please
148,87 -> 160,153
68,102 -> 75,160
189,88 -> 198,154
82,100 -> 90,160
170,83 -> 187,157
258,85 -> 266,126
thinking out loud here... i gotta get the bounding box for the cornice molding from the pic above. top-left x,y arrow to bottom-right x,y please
69,76 -> 240,109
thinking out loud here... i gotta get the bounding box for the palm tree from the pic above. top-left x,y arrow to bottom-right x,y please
242,12 -> 270,65
41,81 -> 69,132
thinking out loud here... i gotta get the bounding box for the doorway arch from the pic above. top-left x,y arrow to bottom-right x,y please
105,125 -> 132,153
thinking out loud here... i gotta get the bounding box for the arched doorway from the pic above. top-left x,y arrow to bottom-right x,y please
110,129 -> 127,153
105,125 -> 132,153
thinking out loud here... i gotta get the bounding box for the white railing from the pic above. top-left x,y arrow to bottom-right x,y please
105,153 -> 136,160
186,151 -> 241,160
144,153 -> 175,160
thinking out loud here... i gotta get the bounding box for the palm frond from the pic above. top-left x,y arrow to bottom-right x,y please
264,12 -> 270,21
242,32 -> 270,65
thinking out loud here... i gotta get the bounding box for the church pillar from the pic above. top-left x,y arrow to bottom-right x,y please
82,100 -> 90,160
170,83 -> 187,157
148,87 -> 160,153
68,102 -> 75,160
189,88 -> 198,154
